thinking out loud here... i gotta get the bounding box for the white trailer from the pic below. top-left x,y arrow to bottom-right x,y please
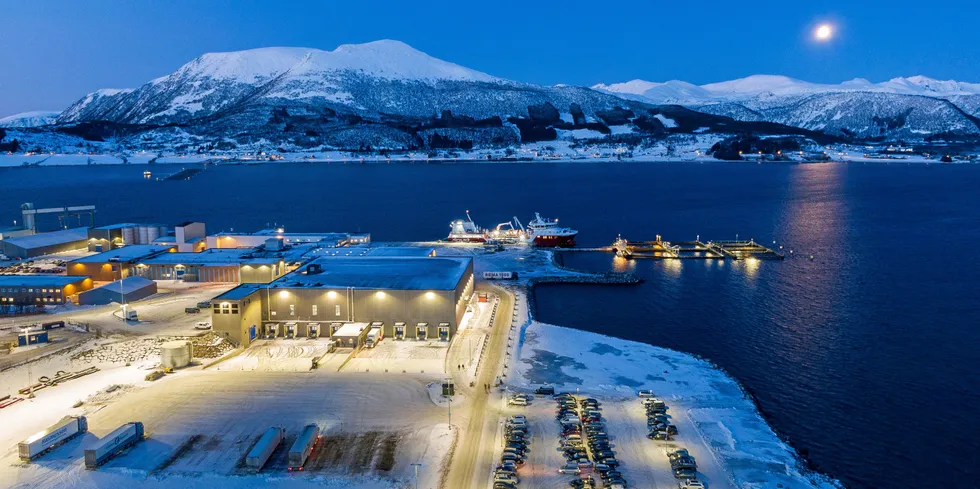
18,415 -> 88,461
483,271 -> 519,280
287,424 -> 320,470
246,426 -> 284,470
365,326 -> 383,348
84,421 -> 144,469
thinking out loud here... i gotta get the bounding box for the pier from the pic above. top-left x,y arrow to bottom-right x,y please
611,236 -> 784,260
157,168 -> 204,181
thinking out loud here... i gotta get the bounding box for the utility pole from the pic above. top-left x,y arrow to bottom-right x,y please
410,463 -> 422,489
448,395 -> 452,429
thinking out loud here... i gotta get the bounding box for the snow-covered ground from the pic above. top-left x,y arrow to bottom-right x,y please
511,319 -> 841,489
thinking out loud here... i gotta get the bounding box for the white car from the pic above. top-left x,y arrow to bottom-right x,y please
638,389 -> 655,398
510,415 -> 527,423
508,397 -> 528,406
195,321 -> 212,330
680,480 -> 705,489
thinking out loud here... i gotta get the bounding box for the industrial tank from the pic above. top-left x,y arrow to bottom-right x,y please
160,340 -> 193,368
121,226 -> 136,245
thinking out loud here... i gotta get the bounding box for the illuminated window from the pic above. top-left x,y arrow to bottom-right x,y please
289,304 -> 295,316
312,305 -> 318,316
335,305 -> 341,316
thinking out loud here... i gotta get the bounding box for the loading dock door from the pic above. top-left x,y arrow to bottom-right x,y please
308,323 -> 319,338
438,323 -> 450,341
416,322 -> 428,341
249,325 -> 257,341
394,322 -> 405,340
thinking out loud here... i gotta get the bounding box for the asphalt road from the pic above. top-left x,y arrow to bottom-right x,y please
443,282 -> 513,489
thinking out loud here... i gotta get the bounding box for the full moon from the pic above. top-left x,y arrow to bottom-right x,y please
815,24 -> 833,40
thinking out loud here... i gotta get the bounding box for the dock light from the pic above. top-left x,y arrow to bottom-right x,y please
376,291 -> 386,299
425,291 -> 436,300
327,291 -> 337,299
279,290 -> 289,298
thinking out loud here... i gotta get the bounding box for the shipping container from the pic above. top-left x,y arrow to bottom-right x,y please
83,422 -> 144,469
18,415 -> 88,461
42,320 -> 65,330
287,424 -> 320,470
18,331 -> 49,346
246,426 -> 284,470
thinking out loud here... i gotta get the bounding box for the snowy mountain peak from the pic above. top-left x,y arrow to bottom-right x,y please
0,110 -> 60,128
159,40 -> 497,85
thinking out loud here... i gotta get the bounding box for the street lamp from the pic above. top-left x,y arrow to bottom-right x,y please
410,463 -> 422,489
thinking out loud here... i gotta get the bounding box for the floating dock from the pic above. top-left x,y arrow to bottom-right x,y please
612,236 -> 783,260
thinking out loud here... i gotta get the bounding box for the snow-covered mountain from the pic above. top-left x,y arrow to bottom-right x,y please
0,110 -> 60,128
594,75 -> 980,138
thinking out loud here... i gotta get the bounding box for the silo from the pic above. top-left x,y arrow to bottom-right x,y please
146,226 -> 160,243
138,226 -> 150,244
160,340 -> 193,369
121,226 -> 136,245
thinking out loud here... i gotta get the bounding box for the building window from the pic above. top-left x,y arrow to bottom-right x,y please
271,311 -> 277,316
289,304 -> 295,316
312,305 -> 318,316
335,305 -> 341,316
231,304 -> 239,314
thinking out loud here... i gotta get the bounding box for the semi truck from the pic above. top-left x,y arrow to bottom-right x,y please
365,327 -> 383,348
246,426 -> 284,471
18,415 -> 88,461
287,424 -> 320,471
483,271 -> 519,280
83,421 -> 144,469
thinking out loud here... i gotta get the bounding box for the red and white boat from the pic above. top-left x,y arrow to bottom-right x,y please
447,211 -> 487,243
525,212 -> 577,247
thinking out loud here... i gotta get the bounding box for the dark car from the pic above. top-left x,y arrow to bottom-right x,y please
601,457 -> 619,468
535,385 -> 555,395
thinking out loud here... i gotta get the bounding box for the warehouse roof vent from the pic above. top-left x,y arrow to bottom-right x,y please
306,263 -> 323,275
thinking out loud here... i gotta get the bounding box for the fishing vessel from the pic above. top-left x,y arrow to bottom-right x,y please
447,211 -> 487,243
525,212 -> 577,247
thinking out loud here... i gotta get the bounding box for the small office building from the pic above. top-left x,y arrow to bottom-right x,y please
0,275 -> 93,307
210,255 -> 474,347
0,228 -> 90,259
77,276 -> 158,305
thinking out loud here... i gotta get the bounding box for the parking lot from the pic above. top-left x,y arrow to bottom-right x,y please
0,371 -> 453,488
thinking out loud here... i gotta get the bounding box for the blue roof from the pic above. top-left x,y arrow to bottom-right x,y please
2,228 -> 89,250
70,245 -> 169,263
85,276 -> 156,295
0,275 -> 89,287
274,256 -> 472,290
142,249 -> 280,266
213,284 -> 263,301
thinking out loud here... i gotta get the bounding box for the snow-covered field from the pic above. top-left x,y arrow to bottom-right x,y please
512,319 -> 841,489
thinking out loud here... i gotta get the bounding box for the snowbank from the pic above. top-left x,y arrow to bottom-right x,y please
513,320 -> 841,489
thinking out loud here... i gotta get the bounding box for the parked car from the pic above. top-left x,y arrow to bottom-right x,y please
184,307 -> 200,314
508,397 -> 529,406
194,321 -> 212,330
196,301 -> 211,308
535,385 -> 555,396
637,389 -> 655,398
679,479 -> 705,489
558,463 -> 581,475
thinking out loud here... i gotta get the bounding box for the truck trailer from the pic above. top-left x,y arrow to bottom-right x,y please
287,424 -> 320,470
246,426 -> 284,471
83,422 -> 144,469
18,415 -> 88,461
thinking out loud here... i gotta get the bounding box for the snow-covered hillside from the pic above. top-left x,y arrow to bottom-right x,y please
595,74 -> 980,137
0,110 -> 60,128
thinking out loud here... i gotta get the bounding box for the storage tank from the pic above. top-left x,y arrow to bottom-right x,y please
160,340 -> 193,369
146,226 -> 160,243
121,226 -> 136,245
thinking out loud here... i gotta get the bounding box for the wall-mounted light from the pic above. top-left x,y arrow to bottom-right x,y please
279,290 -> 289,298
425,291 -> 436,300
376,291 -> 386,299
327,291 -> 337,299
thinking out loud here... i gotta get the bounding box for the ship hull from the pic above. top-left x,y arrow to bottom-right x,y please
531,233 -> 577,247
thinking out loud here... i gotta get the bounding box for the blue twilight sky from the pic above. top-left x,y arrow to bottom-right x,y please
1,0 -> 978,117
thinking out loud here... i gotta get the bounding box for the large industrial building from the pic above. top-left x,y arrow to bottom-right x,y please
67,244 -> 173,281
86,223 -> 168,252
0,275 -> 93,307
0,228 -> 90,259
211,255 -> 474,347
206,229 -> 370,249
136,249 -> 286,283
77,276 -> 158,305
